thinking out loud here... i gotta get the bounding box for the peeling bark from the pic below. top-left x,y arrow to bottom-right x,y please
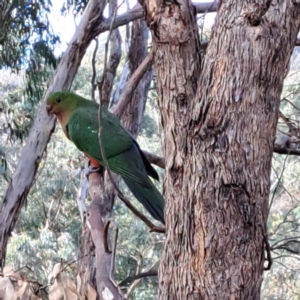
141,0 -> 300,298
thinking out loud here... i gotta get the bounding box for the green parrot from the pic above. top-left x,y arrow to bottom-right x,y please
46,91 -> 165,224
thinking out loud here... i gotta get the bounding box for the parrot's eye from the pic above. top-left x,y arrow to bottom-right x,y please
56,98 -> 61,103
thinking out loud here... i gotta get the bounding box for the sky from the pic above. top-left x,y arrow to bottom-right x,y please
49,0 -> 216,55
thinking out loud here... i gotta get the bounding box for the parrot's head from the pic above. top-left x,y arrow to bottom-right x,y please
46,92 -> 78,116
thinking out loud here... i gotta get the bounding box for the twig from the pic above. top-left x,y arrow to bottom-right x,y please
15,265 -> 34,274
59,252 -> 91,274
263,233 -> 272,271
282,97 -> 300,112
279,109 -> 298,131
269,155 -> 289,211
270,236 -> 300,248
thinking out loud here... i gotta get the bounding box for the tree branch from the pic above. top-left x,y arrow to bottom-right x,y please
98,2 -> 218,34
143,150 -> 165,168
113,51 -> 154,118
273,146 -> 300,156
119,270 -> 158,286
117,192 -> 165,233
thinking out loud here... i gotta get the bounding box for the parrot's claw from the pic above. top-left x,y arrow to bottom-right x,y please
85,163 -> 104,178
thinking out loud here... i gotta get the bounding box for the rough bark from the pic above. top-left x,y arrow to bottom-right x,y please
141,0 -> 300,299
0,0 -> 108,267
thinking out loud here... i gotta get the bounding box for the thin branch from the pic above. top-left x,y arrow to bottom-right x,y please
273,146 -> 300,156
117,192 -> 165,233
119,270 -> 158,287
279,109 -> 298,131
263,234 -> 272,271
269,155 -> 289,211
270,236 -> 300,248
143,150 -> 165,169
282,98 -> 300,111
58,252 -> 91,275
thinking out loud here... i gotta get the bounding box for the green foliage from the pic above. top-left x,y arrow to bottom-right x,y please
0,0 -> 60,105
0,0 -> 59,71
62,0 -> 89,15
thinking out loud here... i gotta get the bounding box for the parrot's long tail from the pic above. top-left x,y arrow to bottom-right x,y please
123,178 -> 165,224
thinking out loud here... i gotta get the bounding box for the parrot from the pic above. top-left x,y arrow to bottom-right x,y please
46,91 -> 165,224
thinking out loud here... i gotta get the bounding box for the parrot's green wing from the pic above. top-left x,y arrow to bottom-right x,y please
67,105 -> 150,186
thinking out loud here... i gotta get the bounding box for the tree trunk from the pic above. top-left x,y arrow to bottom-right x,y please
141,0 -> 300,298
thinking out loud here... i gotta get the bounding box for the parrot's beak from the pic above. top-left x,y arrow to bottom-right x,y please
46,104 -> 53,115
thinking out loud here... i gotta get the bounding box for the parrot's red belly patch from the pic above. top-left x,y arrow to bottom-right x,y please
84,153 -> 101,168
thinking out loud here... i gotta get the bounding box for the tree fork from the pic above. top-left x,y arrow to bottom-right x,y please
141,0 -> 300,298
